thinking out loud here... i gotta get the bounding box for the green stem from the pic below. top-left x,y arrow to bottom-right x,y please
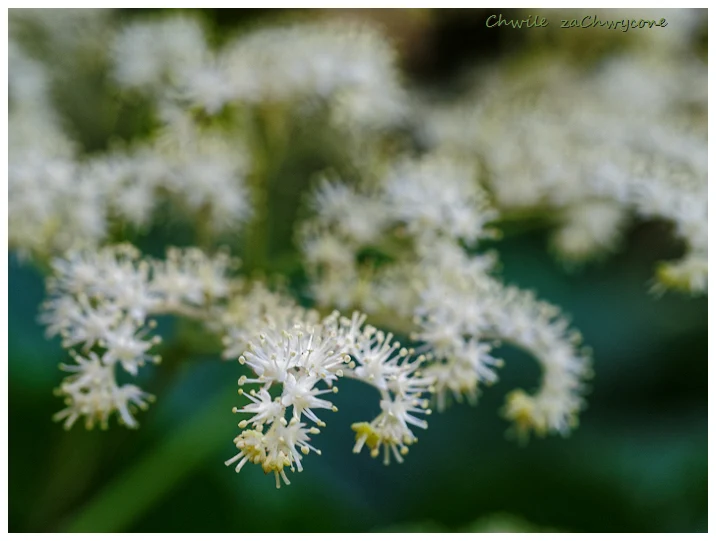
243,104 -> 291,275
243,110 -> 271,273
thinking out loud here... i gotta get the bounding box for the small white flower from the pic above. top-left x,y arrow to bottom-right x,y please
54,351 -> 153,430
423,360 -> 479,412
310,177 -> 388,244
267,419 -> 322,476
383,154 -> 498,245
101,318 -> 161,376
280,372 -> 337,426
352,394 -> 431,465
234,388 -> 283,429
58,296 -> 121,349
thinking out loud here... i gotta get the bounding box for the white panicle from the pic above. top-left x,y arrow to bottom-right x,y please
226,310 -> 433,487
15,9 -> 693,494
43,244 -> 238,429
298,149 -> 593,442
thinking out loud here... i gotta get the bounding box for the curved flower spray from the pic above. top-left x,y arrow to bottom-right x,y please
8,9 -> 705,489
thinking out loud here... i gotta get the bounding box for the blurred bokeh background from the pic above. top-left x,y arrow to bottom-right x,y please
8,8 -> 707,533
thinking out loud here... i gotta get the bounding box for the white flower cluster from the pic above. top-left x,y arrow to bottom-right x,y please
415,249 -> 591,438
16,9 -> 705,492
111,15 -> 408,131
590,150 -> 707,294
8,111 -> 252,257
225,310 -> 433,488
300,154 -> 498,310
9,22 -> 252,260
418,50 -> 707,292
39,239 -> 433,486
8,38 -> 93,257
42,244 -> 236,429
298,152 -> 592,439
